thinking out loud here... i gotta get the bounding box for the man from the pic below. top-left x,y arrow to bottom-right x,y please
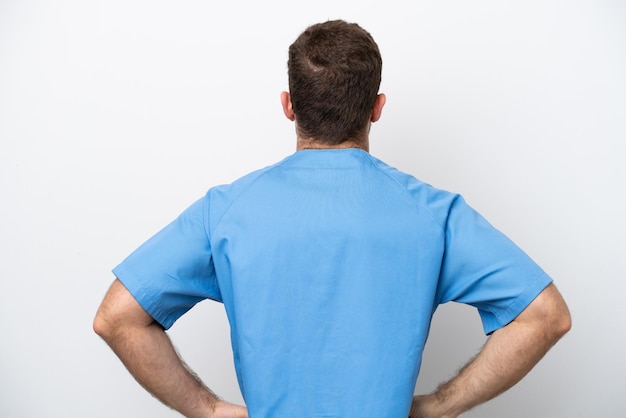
94,19 -> 571,418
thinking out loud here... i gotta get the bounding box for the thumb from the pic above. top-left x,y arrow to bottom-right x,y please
231,405 -> 248,418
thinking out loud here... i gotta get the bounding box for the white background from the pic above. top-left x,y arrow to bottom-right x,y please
1,1 -> 624,416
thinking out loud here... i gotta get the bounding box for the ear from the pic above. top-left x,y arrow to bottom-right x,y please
281,91 -> 295,121
370,93 -> 386,123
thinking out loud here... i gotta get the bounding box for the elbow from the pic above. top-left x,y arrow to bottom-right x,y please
545,283 -> 572,341
93,303 -> 124,342
525,283 -> 572,344
93,309 -> 113,340
553,306 -> 572,340
93,279 -> 137,341
546,291 -> 572,343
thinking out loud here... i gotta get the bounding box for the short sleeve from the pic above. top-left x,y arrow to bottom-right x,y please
436,195 -> 552,334
112,194 -> 222,329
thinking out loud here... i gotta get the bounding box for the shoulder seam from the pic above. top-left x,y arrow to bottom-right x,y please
365,155 -> 446,234
209,162 -> 286,238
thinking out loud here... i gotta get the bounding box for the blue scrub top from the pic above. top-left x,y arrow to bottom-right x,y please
114,148 -> 551,417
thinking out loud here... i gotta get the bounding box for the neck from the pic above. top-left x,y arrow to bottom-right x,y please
296,137 -> 369,152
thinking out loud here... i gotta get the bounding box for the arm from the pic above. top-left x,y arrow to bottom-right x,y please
410,283 -> 571,418
93,279 -> 248,418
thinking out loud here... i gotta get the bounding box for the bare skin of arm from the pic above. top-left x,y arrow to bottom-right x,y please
93,279 -> 248,418
410,283 -> 571,418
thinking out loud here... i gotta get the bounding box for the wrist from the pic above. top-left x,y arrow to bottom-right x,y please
209,400 -> 248,418
410,393 -> 457,418
207,400 -> 225,418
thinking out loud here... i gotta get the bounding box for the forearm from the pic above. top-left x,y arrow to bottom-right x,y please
419,320 -> 556,417
94,280 -> 247,418
93,281 -> 218,417
103,320 -> 218,418
411,284 -> 571,417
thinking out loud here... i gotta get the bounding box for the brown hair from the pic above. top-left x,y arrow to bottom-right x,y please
287,20 -> 382,145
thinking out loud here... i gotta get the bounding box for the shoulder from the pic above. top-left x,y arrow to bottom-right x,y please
365,154 -> 462,229
202,155 -> 295,228
208,155 -> 290,195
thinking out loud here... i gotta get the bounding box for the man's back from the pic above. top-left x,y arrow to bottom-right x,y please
113,148 -> 543,416
210,148 -> 445,415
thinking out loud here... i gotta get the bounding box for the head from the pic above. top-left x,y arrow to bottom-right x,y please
283,20 -> 385,147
